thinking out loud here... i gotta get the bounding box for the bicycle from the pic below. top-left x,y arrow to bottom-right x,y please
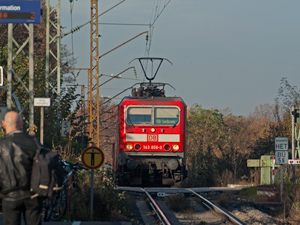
44,160 -> 86,221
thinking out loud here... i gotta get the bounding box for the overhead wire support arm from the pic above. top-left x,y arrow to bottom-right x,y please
98,22 -> 151,26
99,31 -> 148,59
98,85 -> 134,108
100,74 -> 141,81
61,0 -> 126,38
92,67 -> 136,92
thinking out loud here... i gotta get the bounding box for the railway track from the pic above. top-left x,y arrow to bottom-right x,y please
187,189 -> 244,225
124,187 -> 245,225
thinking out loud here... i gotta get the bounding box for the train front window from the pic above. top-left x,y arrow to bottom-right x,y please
127,107 -> 151,125
154,107 -> 179,125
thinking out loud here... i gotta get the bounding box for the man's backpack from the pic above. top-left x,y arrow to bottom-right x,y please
30,139 -> 65,198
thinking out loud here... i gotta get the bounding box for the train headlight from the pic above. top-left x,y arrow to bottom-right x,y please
134,143 -> 141,151
173,144 -> 180,151
151,128 -> 156,132
125,143 -> 133,150
164,144 -> 171,151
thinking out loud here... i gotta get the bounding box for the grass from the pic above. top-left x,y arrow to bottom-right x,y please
163,193 -> 193,212
240,186 -> 257,197
213,194 -> 230,207
239,182 -> 300,221
240,185 -> 280,202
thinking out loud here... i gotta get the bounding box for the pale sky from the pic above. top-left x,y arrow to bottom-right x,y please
58,0 -> 300,116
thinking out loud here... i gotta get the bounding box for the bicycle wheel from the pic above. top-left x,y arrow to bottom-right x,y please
50,188 -> 68,221
44,195 -> 56,222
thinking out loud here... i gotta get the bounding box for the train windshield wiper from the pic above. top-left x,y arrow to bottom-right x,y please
127,116 -> 135,128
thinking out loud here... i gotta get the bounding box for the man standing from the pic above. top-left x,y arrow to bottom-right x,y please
0,111 -> 42,225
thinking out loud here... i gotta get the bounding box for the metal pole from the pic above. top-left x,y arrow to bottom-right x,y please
29,24 -> 34,130
57,0 -> 61,99
89,0 -> 100,147
292,106 -> 295,159
7,24 -> 13,110
280,165 -> 283,202
291,106 -> 295,182
46,0 -> 50,97
40,107 -> 44,145
57,0 -> 61,135
90,170 -> 94,221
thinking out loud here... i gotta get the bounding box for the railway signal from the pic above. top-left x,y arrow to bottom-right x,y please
81,146 -> 105,221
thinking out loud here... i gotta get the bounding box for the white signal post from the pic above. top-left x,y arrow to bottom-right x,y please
272,157 -> 275,184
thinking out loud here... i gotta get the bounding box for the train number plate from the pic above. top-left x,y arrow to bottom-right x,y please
147,134 -> 158,142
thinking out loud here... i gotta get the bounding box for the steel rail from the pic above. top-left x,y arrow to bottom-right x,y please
187,189 -> 245,225
140,188 -> 171,225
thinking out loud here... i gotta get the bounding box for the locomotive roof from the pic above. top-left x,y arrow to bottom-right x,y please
119,96 -> 186,105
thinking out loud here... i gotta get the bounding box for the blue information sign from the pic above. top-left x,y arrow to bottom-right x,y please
0,0 -> 41,24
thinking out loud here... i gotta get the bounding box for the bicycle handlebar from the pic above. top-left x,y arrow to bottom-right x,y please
61,160 -> 87,171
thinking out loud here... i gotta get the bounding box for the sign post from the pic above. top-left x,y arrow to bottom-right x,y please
34,98 -> 50,144
275,137 -> 288,202
81,147 -> 105,221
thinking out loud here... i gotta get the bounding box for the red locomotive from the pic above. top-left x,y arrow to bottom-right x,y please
116,58 -> 187,186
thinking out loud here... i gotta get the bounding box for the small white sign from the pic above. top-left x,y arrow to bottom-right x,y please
61,121 -> 71,137
275,150 -> 288,164
275,137 -> 288,150
34,98 -> 51,107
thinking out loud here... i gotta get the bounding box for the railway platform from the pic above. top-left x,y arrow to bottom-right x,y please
0,213 -> 132,225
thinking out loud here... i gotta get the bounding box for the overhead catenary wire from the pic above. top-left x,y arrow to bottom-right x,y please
98,31 -> 148,59
147,0 -> 172,53
61,0 -> 126,38
152,0 -> 171,26
100,112 -> 118,123
143,0 -> 172,78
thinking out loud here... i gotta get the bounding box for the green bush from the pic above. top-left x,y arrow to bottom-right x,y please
66,167 -> 133,222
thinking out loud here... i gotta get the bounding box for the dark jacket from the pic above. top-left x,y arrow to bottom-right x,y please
0,131 -> 37,201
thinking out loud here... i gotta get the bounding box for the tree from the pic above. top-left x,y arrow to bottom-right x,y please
0,1 -> 85,161
221,114 -> 253,182
185,104 -> 225,187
